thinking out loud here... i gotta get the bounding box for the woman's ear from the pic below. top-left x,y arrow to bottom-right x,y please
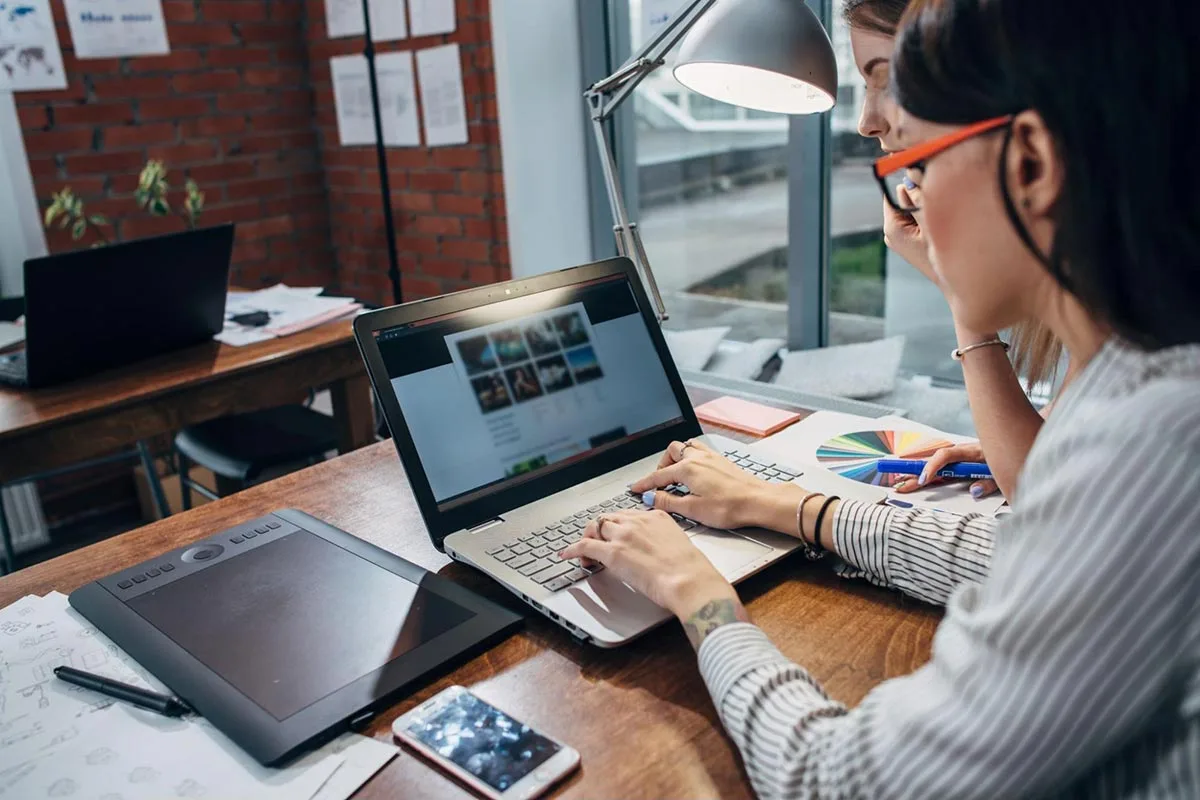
1006,109 -> 1063,220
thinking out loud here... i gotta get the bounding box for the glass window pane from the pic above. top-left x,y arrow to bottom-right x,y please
627,0 -> 789,343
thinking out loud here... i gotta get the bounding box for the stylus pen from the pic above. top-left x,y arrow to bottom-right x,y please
54,666 -> 194,718
876,458 -> 993,481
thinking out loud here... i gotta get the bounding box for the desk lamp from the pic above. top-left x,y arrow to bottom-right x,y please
585,0 -> 838,320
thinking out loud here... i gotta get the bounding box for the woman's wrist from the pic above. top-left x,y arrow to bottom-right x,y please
739,482 -> 809,535
666,576 -> 748,651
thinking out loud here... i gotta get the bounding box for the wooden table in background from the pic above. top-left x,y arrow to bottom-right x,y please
0,387 -> 942,799
0,320 -> 375,485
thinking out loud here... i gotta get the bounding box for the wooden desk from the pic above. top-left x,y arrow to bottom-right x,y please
0,320 -> 374,485
0,392 -> 941,799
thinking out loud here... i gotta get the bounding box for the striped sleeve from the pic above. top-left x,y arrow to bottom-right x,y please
697,404 -> 1200,799
830,500 -> 995,606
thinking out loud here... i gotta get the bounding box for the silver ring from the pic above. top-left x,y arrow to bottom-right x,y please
677,440 -> 694,459
596,516 -> 608,539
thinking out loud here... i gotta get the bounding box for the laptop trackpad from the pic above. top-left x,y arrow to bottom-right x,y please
690,530 -> 772,577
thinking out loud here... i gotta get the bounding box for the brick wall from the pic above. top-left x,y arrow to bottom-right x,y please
305,0 -> 510,305
15,0 -> 510,306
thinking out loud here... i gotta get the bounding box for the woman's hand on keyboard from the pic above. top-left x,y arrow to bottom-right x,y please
560,510 -> 739,622
628,439 -> 775,531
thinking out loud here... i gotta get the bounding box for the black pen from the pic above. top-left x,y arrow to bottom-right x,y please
54,666 -> 194,718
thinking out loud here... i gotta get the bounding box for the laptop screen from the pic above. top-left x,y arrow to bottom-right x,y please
374,275 -> 685,511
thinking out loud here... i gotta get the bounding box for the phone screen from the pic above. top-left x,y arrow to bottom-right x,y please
403,690 -> 562,792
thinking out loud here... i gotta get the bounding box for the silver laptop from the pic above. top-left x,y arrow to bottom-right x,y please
355,258 -> 839,646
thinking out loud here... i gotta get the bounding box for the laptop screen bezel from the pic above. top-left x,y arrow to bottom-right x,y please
353,257 -> 702,550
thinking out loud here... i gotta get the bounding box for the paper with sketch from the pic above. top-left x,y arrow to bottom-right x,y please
3,705 -> 344,799
416,43 -> 468,146
311,733 -> 398,800
63,0 -> 170,59
218,285 -> 362,346
331,51 -> 421,147
0,594 -> 153,786
0,0 -> 66,91
325,0 -> 407,41
408,0 -> 454,36
756,410 -> 1009,516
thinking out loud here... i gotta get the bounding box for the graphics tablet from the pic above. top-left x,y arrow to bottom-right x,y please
69,510 -> 522,766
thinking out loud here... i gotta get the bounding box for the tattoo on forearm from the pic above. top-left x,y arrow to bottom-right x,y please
683,598 -> 749,651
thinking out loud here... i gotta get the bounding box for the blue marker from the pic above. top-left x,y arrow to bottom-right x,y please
876,459 -> 992,481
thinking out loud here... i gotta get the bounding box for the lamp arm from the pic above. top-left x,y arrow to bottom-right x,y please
585,0 -> 718,121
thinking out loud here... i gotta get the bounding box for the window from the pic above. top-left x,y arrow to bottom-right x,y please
620,0 -> 792,342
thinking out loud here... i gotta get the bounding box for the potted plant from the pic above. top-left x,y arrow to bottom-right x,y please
43,160 -> 206,247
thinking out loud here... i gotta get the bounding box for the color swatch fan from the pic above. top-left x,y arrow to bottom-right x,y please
816,430 -> 953,487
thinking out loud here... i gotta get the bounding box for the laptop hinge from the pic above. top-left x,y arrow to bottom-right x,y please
466,517 -> 505,534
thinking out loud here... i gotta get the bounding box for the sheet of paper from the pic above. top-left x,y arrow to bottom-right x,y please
0,0 -> 66,91
755,410 -> 1008,517
2,705 -> 344,799
0,321 -> 24,350
63,0 -> 170,59
325,0 -> 408,41
416,43 -> 467,147
310,734 -> 398,800
408,0 -> 455,37
331,51 -> 421,147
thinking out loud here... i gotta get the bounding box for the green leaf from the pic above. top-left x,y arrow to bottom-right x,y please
88,214 -> 108,226
151,198 -> 170,216
71,219 -> 87,240
90,242 -> 105,249
58,215 -> 71,230
44,204 -> 60,227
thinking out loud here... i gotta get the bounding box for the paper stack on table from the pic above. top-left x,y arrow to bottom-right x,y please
0,592 -> 397,799
218,285 -> 363,347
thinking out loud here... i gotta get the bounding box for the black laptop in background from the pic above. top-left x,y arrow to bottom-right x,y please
0,224 -> 235,388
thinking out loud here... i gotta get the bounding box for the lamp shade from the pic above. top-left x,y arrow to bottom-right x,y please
673,0 -> 838,115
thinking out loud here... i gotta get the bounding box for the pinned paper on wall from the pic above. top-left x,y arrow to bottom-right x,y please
331,51 -> 421,147
0,0 -> 66,91
325,0 -> 408,42
642,0 -> 678,41
63,0 -> 170,59
416,43 -> 468,147
408,0 -> 455,37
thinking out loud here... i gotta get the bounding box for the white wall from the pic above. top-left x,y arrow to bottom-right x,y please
0,91 -> 47,298
490,0 -> 594,278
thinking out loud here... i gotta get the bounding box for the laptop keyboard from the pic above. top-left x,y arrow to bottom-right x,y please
0,350 -> 28,387
484,449 -> 801,592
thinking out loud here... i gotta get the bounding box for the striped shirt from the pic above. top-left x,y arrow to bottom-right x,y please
698,338 -> 1200,798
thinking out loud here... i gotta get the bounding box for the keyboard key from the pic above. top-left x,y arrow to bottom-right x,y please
530,546 -> 552,559
527,536 -> 547,547
601,500 -> 618,509
564,532 -> 582,543
145,568 -> 160,578
565,567 -> 589,583
532,528 -> 548,536
574,511 -> 590,520
543,530 -> 563,542
519,559 -> 551,577
544,576 -> 576,592
494,550 -> 516,563
118,580 -> 133,589
160,563 -> 175,572
548,540 -> 568,552
587,505 -> 603,513
486,545 -> 505,555
518,533 -> 537,543
510,543 -> 532,556
560,516 -> 576,526
530,562 -> 574,584
132,575 -> 147,584
508,554 -> 535,570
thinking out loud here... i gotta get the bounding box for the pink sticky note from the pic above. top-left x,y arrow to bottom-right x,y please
694,396 -> 803,437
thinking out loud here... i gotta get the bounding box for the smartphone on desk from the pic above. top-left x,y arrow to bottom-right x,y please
392,685 -> 580,800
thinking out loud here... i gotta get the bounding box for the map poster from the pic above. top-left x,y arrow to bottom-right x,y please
0,0 -> 67,92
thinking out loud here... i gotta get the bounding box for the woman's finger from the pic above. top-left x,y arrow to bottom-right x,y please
970,479 -> 1000,499
657,440 -> 690,468
919,444 -> 974,486
562,536 -> 616,566
640,490 -> 698,518
629,462 -> 689,494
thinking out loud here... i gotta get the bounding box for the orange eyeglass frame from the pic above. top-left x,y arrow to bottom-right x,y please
873,115 -> 1014,210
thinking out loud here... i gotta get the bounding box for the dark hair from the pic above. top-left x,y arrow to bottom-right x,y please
842,0 -> 910,36
892,0 -> 1200,350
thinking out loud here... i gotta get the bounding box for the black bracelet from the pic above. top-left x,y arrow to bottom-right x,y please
813,495 -> 840,553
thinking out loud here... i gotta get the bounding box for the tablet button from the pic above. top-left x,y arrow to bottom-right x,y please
118,580 -> 133,589
243,531 -> 257,539
255,526 -> 269,534
160,563 -> 175,572
182,544 -> 224,563
132,575 -> 147,584
229,536 -> 244,544
266,521 -> 281,529
145,568 -> 160,578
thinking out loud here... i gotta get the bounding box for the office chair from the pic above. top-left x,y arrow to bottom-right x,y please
175,403 -> 339,508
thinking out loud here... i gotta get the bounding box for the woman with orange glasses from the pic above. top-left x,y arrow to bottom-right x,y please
846,0 -> 1072,504
562,0 -> 1200,795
